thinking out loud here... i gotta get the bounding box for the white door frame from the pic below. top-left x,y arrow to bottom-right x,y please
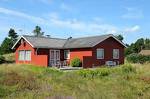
49,50 -> 60,66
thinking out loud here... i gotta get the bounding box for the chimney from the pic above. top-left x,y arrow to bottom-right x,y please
46,35 -> 51,38
67,36 -> 72,40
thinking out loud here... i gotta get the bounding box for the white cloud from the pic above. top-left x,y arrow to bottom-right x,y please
0,7 -> 46,24
122,7 -> 144,19
0,7 -> 141,38
47,13 -> 141,34
124,25 -> 140,33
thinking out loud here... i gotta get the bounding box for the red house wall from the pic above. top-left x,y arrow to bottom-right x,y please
69,48 -> 92,66
15,39 -> 48,67
82,37 -> 125,68
15,37 -> 125,68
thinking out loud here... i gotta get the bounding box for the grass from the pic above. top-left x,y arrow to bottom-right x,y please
0,63 -> 150,99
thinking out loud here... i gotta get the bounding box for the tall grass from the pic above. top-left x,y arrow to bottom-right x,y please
0,63 -> 150,99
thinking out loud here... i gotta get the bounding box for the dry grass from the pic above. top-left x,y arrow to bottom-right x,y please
0,63 -> 150,99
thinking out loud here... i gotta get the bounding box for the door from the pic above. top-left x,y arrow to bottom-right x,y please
50,50 -> 60,66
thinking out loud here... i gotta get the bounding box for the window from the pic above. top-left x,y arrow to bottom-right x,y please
97,49 -> 104,59
56,50 -> 60,60
64,50 -> 70,59
113,49 -> 119,59
18,50 -> 31,61
25,51 -> 31,61
19,51 -> 25,61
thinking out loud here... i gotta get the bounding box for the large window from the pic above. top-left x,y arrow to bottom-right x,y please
19,50 -> 31,61
97,49 -> 104,59
64,50 -> 70,59
113,49 -> 119,59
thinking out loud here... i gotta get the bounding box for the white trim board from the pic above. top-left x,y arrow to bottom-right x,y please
12,36 -> 34,49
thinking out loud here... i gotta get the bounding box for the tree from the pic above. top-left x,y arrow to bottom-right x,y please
125,38 -> 150,56
0,28 -> 18,54
8,28 -> 18,47
0,37 -> 12,54
33,26 -> 44,37
134,38 -> 144,53
116,34 -> 124,42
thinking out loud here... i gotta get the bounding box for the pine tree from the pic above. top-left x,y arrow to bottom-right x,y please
0,28 -> 18,54
33,26 -> 44,37
0,37 -> 12,54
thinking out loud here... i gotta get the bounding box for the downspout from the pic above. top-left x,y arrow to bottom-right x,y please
35,48 -> 39,55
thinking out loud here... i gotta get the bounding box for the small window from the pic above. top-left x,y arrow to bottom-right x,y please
64,50 -> 70,59
97,49 -> 104,59
113,49 -> 119,59
19,50 -> 25,61
25,51 -> 31,61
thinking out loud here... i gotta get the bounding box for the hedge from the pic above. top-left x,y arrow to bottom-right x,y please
126,53 -> 150,64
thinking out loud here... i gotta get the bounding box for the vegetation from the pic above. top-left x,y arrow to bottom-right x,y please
71,57 -> 82,67
115,34 -> 124,42
125,38 -> 150,56
0,28 -> 18,54
126,53 -> 150,64
0,63 -> 150,99
33,26 -> 44,37
0,55 -> 5,64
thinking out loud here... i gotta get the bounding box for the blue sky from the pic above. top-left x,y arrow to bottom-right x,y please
0,0 -> 150,44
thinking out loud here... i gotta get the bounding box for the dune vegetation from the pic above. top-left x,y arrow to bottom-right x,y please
0,63 -> 150,99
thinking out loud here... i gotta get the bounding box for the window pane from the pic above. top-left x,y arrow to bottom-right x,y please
97,49 -> 104,59
56,50 -> 60,60
25,51 -> 31,61
113,49 -> 119,59
19,51 -> 25,61
64,50 -> 70,59
51,51 -> 54,59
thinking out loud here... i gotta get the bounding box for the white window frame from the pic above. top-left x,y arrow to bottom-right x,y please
113,49 -> 119,59
19,50 -> 25,61
18,50 -> 31,61
64,50 -> 70,59
25,50 -> 31,61
97,49 -> 104,59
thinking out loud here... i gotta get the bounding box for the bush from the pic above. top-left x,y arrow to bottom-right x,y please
78,68 -> 111,78
0,55 -> 5,64
126,53 -> 150,64
71,57 -> 82,67
122,64 -> 136,73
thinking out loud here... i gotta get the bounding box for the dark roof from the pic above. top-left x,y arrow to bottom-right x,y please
63,34 -> 112,48
21,35 -> 67,48
12,34 -> 126,49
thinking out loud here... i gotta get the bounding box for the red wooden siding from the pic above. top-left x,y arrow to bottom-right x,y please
83,37 -> 125,68
15,39 -> 48,67
69,48 -> 92,66
15,37 -> 125,68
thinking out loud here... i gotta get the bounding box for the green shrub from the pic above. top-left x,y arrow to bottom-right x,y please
71,57 -> 82,67
126,53 -> 150,64
122,64 -> 136,73
78,68 -> 111,78
0,55 -> 5,64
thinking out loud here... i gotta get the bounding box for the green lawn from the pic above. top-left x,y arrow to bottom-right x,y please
0,63 -> 150,99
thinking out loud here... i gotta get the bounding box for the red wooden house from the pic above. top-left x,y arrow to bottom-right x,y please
12,34 -> 126,68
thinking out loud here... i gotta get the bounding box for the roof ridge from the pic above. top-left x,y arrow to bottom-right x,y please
22,35 -> 67,40
71,34 -> 113,39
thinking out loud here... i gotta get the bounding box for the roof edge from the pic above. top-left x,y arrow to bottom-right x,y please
12,36 -> 34,49
92,34 -> 127,48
